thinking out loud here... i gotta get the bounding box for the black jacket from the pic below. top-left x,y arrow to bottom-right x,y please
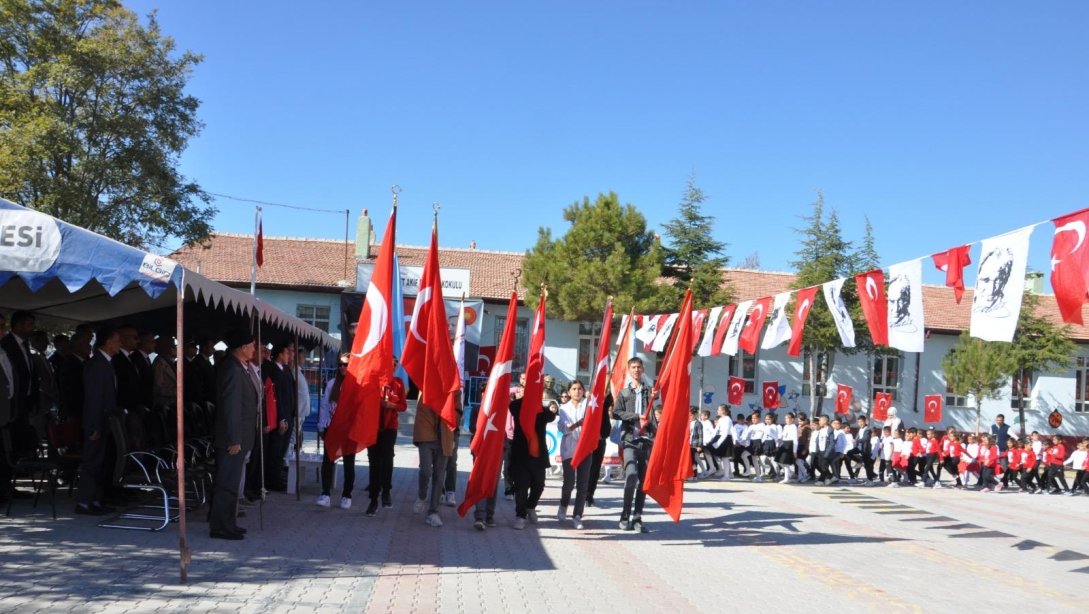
611,383 -> 657,446
215,354 -> 258,453
1,333 -> 37,419
509,398 -> 557,469
83,351 -> 118,436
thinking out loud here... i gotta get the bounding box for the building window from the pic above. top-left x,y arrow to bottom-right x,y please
1010,369 -> 1033,410
494,316 -> 529,374
576,320 -> 603,384
1076,358 -> 1089,413
802,350 -> 828,397
873,355 -> 900,400
945,382 -> 968,408
728,349 -> 757,393
296,304 -> 331,332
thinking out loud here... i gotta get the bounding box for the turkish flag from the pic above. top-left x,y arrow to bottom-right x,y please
519,292 -> 548,457
835,384 -> 853,415
924,394 -> 943,423
738,296 -> 773,355
932,245 -> 972,304
255,214 -> 264,267
872,392 -> 891,421
855,270 -> 888,347
644,289 -> 695,522
263,376 -> 277,431
400,224 -> 462,430
762,381 -> 780,409
572,301 -> 614,468
727,376 -> 745,406
710,304 -> 736,355
610,308 -> 636,399
458,293 -> 518,517
325,208 -> 397,460
690,309 -> 709,353
787,286 -> 819,357
1050,208 -> 1089,324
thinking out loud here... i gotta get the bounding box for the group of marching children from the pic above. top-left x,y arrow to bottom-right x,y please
687,406 -> 1089,495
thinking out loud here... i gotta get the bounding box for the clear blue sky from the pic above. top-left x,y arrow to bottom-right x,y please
130,1 -> 1089,286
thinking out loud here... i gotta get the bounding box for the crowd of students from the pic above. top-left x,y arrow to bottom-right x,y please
689,407 -> 1089,495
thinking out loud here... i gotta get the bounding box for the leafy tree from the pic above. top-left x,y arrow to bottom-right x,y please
522,192 -> 671,320
789,192 -> 856,415
0,0 -> 213,248
1006,290 -> 1076,437
943,332 -> 1013,434
660,173 -> 733,308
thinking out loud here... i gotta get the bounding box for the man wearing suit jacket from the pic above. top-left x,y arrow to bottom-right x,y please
0,314 -> 15,502
262,342 -> 296,492
58,329 -> 92,422
2,311 -> 39,438
190,339 -> 217,408
113,326 -> 142,412
209,328 -> 259,540
76,327 -> 121,515
133,331 -> 156,410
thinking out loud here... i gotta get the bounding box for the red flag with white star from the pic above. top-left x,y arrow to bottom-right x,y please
571,300 -> 614,468
710,304 -> 737,355
787,286 -> 819,357
727,376 -> 745,406
519,291 -> 548,457
855,269 -> 888,347
458,293 -> 519,517
738,296 -> 772,355
835,384 -> 853,415
1050,207 -> 1089,324
872,392 -> 891,421
762,381 -> 780,409
924,395 -> 943,424
932,245 -> 972,304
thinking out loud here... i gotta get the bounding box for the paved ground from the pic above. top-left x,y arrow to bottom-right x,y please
2,438 -> 1088,613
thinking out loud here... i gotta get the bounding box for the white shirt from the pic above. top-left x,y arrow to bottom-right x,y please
781,423 -> 799,454
816,426 -> 831,452
710,415 -> 733,448
744,423 -> 765,445
296,366 -> 310,424
1064,449 -> 1086,468
558,399 -> 587,461
700,418 -> 716,443
807,428 -> 820,455
841,431 -> 855,453
761,423 -> 781,443
318,378 -> 337,430
732,422 -> 747,444
870,435 -> 882,460
881,436 -> 895,461
1032,440 -> 1044,455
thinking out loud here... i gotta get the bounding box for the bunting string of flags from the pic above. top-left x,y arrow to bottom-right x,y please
627,206 -> 1089,356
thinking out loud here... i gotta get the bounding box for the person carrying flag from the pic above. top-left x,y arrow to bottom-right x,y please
611,357 -> 657,533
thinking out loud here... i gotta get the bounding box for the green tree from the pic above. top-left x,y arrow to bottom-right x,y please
0,0 -> 213,248
789,192 -> 857,415
660,173 -> 733,308
522,192 -> 671,320
943,332 -> 1013,434
1006,290 -> 1077,437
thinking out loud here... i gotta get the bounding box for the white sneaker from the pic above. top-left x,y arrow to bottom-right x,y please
513,517 -> 526,530
780,477 -> 790,484
891,482 -> 901,488
443,492 -> 457,507
557,506 -> 567,522
933,482 -> 943,490
426,513 -> 443,527
995,483 -> 1005,492
527,509 -> 538,524
315,494 -> 331,508
340,497 -> 352,510
572,516 -> 584,530
413,498 -> 426,514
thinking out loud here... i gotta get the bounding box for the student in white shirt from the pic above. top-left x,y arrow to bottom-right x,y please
708,405 -> 734,480
699,409 -> 719,478
557,380 -> 592,528
777,412 -> 800,483
740,414 -> 762,478
732,414 -> 750,477
830,418 -> 848,483
879,426 -> 895,484
755,413 -> 781,482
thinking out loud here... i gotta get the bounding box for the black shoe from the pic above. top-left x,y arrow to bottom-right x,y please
91,502 -> 116,514
231,526 -> 248,535
485,517 -> 497,527
381,492 -> 392,508
366,500 -> 379,517
210,530 -> 244,540
74,504 -> 107,516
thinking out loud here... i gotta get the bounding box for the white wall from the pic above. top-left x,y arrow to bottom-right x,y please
254,288 -> 341,340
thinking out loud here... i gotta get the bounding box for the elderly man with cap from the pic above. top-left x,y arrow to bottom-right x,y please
209,328 -> 259,540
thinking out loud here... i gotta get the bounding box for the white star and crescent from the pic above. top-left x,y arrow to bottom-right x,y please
479,360 -> 512,440
865,276 -> 879,301
357,287 -> 389,357
408,286 -> 432,344
1052,220 -> 1086,270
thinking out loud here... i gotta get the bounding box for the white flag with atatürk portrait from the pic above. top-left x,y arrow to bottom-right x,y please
970,227 -> 1031,343
721,300 -> 752,357
887,259 -> 924,353
761,292 -> 793,350
822,278 -> 856,348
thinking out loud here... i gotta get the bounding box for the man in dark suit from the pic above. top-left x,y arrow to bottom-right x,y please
0,314 -> 15,502
2,311 -> 39,440
112,326 -> 142,412
133,331 -> 156,409
191,338 -> 217,408
76,327 -> 121,515
58,329 -> 92,422
261,342 -> 296,492
209,328 -> 258,540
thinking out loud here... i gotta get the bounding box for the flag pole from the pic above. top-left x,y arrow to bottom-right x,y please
294,334 -> 301,502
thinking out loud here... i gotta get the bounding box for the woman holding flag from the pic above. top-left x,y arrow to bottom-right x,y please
557,380 -> 592,529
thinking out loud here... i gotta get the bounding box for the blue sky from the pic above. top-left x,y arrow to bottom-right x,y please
130,1 -> 1089,285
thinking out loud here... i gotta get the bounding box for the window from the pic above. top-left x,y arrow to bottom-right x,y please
576,320 -> 603,384
296,304 -> 331,332
494,316 -> 529,374
872,354 -> 900,400
802,350 -> 828,397
728,349 -> 757,393
1076,358 -> 1089,413
945,382 -> 968,408
1010,369 -> 1033,409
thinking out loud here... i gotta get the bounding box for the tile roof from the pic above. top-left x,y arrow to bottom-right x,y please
172,236 -> 1089,340
171,233 -> 527,299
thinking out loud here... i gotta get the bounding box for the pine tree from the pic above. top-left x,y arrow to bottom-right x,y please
661,173 -> 733,308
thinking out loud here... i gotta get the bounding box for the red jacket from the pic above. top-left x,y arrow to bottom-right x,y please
1046,444 -> 1066,466
1007,450 -> 1021,471
1021,449 -> 1036,468
978,445 -> 999,468
380,378 -> 407,431
926,438 -> 941,455
947,441 -> 963,458
910,438 -> 924,457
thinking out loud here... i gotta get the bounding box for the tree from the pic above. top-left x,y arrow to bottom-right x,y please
660,173 -> 733,308
522,192 -> 672,320
0,0 -> 213,248
1006,290 -> 1077,437
943,332 -> 1013,434
789,192 -> 856,415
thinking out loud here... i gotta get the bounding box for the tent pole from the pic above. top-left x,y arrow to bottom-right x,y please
295,334 -> 302,502
256,315 -> 265,531
176,272 -> 191,583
